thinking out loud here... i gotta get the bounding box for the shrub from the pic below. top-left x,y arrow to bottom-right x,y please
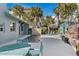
76,50 -> 79,56
76,43 -> 79,56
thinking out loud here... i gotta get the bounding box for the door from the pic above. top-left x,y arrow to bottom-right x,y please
28,28 -> 32,34
19,26 -> 21,35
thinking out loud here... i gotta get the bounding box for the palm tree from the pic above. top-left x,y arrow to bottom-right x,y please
54,3 -> 78,35
54,3 -> 65,27
42,16 -> 54,34
64,3 -> 78,23
54,7 -> 60,28
54,3 -> 78,23
12,5 -> 43,28
12,5 -> 24,19
31,7 -> 43,28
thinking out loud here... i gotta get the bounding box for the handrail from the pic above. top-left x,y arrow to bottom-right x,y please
18,35 -> 31,40
17,35 -> 31,44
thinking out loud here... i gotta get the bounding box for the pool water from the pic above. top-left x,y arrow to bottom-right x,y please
0,43 -> 30,52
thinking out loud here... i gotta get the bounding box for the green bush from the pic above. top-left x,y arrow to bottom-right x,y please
76,43 -> 79,56
41,27 -> 48,34
76,50 -> 79,56
77,43 -> 79,49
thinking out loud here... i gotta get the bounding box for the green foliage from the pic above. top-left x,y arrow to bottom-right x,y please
12,5 -> 24,18
11,5 -> 43,27
30,7 -> 43,27
31,7 -> 43,17
54,3 -> 78,20
41,16 -> 55,34
76,42 -> 79,56
76,43 -> 79,51
42,16 -> 55,27
41,27 -> 48,34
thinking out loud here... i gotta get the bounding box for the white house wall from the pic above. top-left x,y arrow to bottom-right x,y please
0,12 -> 19,45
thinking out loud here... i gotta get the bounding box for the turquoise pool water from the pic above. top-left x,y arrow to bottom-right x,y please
0,43 -> 30,52
0,35 -> 42,56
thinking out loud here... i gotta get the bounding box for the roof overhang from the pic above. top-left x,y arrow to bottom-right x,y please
4,11 -> 29,25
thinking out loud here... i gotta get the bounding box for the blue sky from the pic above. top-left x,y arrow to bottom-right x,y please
7,3 -> 58,16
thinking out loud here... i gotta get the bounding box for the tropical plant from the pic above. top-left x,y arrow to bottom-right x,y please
54,3 -> 78,35
11,5 -> 43,28
65,3 -> 78,23
76,42 -> 79,56
12,5 -> 24,19
54,3 -> 78,23
42,16 -> 55,34
31,7 -> 43,28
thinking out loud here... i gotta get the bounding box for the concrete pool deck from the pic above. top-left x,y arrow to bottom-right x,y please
41,35 -> 76,56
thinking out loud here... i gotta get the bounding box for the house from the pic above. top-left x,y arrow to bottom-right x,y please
0,4 -> 30,45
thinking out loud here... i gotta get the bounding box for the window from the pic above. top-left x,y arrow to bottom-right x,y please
10,21 -> 16,31
0,24 -> 3,31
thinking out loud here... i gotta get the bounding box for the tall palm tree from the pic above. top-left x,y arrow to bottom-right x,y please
54,3 -> 78,35
42,16 -> 54,34
54,3 -> 65,27
54,3 -> 78,25
31,7 -> 43,28
54,3 -> 78,24
64,3 -> 78,23
54,7 -> 60,27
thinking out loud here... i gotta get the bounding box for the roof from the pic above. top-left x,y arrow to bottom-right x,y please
4,11 -> 29,25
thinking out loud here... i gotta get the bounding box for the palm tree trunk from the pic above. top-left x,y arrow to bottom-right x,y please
58,15 -> 60,27
34,17 -> 37,28
57,14 -> 60,34
68,15 -> 72,25
39,17 -> 42,28
48,26 -> 50,34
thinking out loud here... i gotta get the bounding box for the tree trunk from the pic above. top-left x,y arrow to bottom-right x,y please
58,15 -> 60,28
48,26 -> 50,34
34,17 -> 37,28
38,17 -> 42,28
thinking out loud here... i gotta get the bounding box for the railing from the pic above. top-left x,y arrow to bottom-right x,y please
26,41 -> 43,56
17,35 -> 31,44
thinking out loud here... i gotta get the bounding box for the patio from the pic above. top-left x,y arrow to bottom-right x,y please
41,35 -> 76,56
